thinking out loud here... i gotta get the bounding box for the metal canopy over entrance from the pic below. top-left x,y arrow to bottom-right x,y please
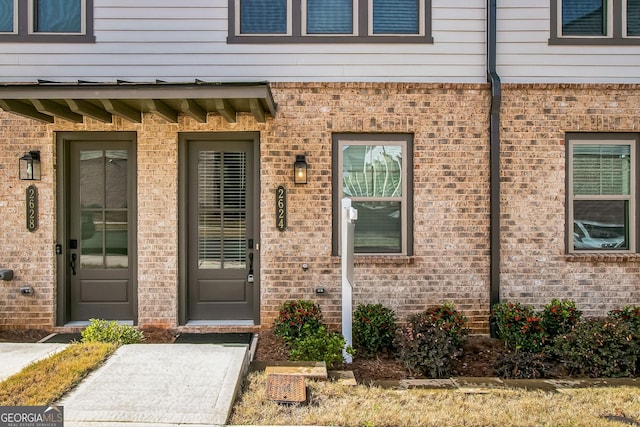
0,81 -> 276,124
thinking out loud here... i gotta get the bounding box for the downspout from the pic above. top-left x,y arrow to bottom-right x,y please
487,0 -> 501,337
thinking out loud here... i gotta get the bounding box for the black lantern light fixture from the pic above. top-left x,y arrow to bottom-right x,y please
294,154 -> 307,184
19,151 -> 41,181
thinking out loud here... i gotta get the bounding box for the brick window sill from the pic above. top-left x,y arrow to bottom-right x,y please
566,254 -> 640,263
332,256 -> 416,266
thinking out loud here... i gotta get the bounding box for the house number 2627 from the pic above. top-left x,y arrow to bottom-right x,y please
26,185 -> 38,232
276,185 -> 287,231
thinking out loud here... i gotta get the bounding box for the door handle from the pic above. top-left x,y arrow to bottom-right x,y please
247,252 -> 254,283
70,253 -> 77,276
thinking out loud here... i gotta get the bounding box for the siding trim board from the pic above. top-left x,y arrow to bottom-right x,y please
0,81 -> 276,124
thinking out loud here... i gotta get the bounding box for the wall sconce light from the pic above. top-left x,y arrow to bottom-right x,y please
294,154 -> 307,184
19,151 -> 41,181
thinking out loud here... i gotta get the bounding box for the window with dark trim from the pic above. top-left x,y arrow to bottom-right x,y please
333,134 -> 413,256
550,0 -> 640,44
567,134 -> 638,253
0,0 -> 95,43
228,0 -> 432,44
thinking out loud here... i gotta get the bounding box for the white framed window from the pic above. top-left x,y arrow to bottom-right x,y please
0,0 -> 94,42
0,0 -> 17,33
369,0 -> 424,36
229,0 -> 432,44
235,0 -> 292,36
333,134 -> 413,256
551,0 -> 640,44
559,0 -> 612,38
302,0 -> 357,36
29,0 -> 86,35
624,0 -> 640,36
567,134 -> 637,253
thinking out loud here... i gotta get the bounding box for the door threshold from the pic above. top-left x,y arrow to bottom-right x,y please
186,320 -> 255,326
65,320 -> 134,327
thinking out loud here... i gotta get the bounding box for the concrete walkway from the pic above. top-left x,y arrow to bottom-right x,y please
0,342 -> 69,381
58,344 -> 249,427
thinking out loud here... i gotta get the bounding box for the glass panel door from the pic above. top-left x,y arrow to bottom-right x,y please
188,139 -> 256,321
69,140 -> 134,321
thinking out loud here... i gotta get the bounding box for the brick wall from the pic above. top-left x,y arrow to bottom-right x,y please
0,114 -> 55,330
11,82 -> 637,334
500,84 -> 640,316
262,83 -> 492,332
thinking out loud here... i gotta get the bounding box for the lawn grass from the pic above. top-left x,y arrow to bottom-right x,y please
0,342 -> 116,406
230,371 -> 640,427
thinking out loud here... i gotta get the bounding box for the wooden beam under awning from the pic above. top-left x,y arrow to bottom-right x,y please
0,82 -> 277,124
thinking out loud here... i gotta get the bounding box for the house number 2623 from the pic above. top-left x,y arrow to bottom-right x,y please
276,185 -> 287,231
26,185 -> 38,232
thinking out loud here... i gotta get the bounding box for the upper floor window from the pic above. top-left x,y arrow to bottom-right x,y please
333,134 -> 413,256
567,134 -> 637,253
0,0 -> 94,42
229,0 -> 432,44
551,0 -> 640,44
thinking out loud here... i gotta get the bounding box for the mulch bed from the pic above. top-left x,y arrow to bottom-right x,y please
253,329 -> 508,382
0,328 -> 177,344
1,327 -> 507,382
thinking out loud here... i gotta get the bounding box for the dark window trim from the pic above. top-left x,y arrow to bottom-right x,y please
565,132 -> 639,254
0,0 -> 95,43
549,0 -> 640,45
332,133 -> 414,257
228,0 -> 432,44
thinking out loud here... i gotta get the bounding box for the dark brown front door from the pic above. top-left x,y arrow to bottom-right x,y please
186,138 -> 258,321
67,138 -> 136,321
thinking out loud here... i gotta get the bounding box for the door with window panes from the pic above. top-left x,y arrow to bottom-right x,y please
68,139 -> 136,321
187,139 -> 257,320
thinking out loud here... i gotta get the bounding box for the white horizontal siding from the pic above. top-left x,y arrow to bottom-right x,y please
497,1 -> 640,83
0,0 -> 487,84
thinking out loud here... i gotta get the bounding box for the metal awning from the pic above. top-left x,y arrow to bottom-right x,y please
0,81 -> 276,124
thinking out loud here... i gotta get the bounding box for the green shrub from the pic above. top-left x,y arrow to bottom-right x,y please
394,304 -> 468,378
491,302 -> 545,353
541,299 -> 582,339
552,318 -> 640,378
395,320 -> 458,378
607,306 -> 640,374
353,303 -> 397,358
422,302 -> 470,348
273,300 -> 323,342
608,305 -> 640,331
81,319 -> 145,344
288,325 -> 351,369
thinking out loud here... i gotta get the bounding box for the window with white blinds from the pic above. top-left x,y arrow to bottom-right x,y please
568,136 -> 637,253
572,145 -> 631,195
231,0 -> 431,43
628,0 -> 640,35
561,0 -> 607,36
34,0 -> 82,33
239,0 -> 288,34
305,0 -> 354,34
0,0 -> 15,32
552,0 -> 640,43
372,0 -> 419,34
334,134 -> 412,255
0,0 -> 93,41
198,151 -> 247,269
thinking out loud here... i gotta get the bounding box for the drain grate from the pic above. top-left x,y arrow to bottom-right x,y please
265,374 -> 306,404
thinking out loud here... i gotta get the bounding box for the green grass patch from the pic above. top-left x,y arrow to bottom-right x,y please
0,342 -> 116,406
